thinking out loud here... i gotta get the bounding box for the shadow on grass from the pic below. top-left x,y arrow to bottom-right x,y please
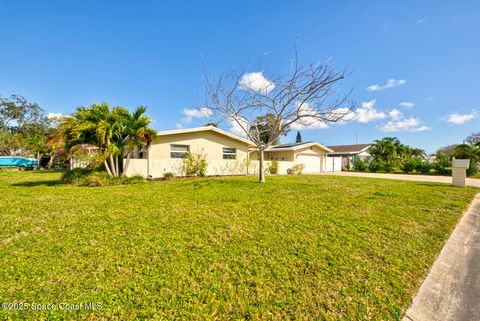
12,180 -> 65,187
417,182 -> 452,188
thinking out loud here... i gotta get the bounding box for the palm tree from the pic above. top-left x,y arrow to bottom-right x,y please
410,147 -> 426,159
121,106 -> 157,176
59,103 -> 155,176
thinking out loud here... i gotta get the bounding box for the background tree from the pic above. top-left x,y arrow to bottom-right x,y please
437,144 -> 459,158
204,54 -> 354,183
371,137 -> 410,172
466,132 -> 480,145
204,122 -> 218,127
250,113 -> 290,145
453,143 -> 479,176
0,95 -> 52,156
409,147 -> 426,159
296,131 -> 302,143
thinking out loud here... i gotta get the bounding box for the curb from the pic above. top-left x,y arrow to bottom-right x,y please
402,193 -> 480,321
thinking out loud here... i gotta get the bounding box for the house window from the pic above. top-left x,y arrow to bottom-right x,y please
170,144 -> 190,158
223,147 -> 236,159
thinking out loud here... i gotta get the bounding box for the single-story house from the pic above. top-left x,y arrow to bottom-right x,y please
327,144 -> 372,170
124,126 -> 341,178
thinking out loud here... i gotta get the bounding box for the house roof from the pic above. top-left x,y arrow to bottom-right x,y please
265,141 -> 333,153
327,144 -> 372,155
268,141 -> 313,149
157,126 -> 255,146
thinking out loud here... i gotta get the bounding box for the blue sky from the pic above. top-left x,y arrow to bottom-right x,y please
1,1 -> 479,153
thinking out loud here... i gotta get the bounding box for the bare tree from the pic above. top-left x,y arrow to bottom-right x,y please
466,132 -> 480,145
203,54 -> 355,183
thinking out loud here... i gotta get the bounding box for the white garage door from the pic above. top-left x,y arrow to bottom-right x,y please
297,154 -> 321,173
325,156 -> 342,172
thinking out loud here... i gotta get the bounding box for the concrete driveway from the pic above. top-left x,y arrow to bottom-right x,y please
322,171 -> 480,187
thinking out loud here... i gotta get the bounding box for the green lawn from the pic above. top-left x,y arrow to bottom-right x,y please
0,171 -> 477,320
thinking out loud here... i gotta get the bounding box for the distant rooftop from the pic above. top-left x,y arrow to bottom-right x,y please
270,141 -> 313,149
327,144 -> 372,154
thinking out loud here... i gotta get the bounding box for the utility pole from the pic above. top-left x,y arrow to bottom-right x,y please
355,132 -> 358,144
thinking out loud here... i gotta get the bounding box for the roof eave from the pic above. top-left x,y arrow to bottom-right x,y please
156,126 -> 255,146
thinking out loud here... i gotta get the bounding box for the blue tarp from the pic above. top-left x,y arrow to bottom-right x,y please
0,157 -> 39,167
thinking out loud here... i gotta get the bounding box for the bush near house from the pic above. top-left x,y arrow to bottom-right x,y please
266,159 -> 279,175
163,172 -> 174,180
352,157 -> 367,172
62,168 -> 145,186
182,152 -> 208,177
367,158 -> 384,173
287,163 -> 305,174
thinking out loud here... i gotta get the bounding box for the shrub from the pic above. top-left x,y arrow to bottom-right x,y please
383,162 -> 395,173
417,161 -> 432,174
402,158 -> 421,173
62,168 -> 90,184
81,171 -> 111,186
62,169 -> 145,186
163,172 -> 174,180
183,152 -> 208,177
266,160 -> 279,175
352,158 -> 367,172
402,159 -> 414,173
368,159 -> 384,173
287,164 -> 305,175
467,162 -> 478,177
433,154 -> 451,175
402,158 -> 432,174
127,175 -> 147,184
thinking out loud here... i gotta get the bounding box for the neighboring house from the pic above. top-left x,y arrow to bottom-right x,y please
326,144 -> 372,170
70,144 -> 100,169
264,142 -> 334,174
124,126 -> 340,178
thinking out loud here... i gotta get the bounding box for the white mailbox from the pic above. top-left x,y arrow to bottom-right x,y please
453,159 -> 470,169
452,158 -> 470,187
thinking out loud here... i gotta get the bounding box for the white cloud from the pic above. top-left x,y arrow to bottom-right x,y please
289,102 -> 329,130
290,119 -> 329,130
389,109 -> 402,120
239,72 -> 275,94
47,112 -> 67,119
177,107 -> 212,127
445,111 -> 477,125
228,115 -> 250,138
367,79 -> 407,92
380,117 -> 430,133
182,107 -> 212,119
353,100 -> 386,123
416,17 -> 428,24
399,102 -> 415,109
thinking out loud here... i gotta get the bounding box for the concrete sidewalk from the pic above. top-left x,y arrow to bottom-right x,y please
322,171 -> 480,187
402,194 -> 480,321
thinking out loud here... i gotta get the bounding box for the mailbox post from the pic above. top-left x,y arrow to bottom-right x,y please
452,158 -> 470,187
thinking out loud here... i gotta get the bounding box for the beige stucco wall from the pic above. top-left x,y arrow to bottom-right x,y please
124,133 -> 337,178
124,130 -> 254,178
264,145 -> 330,174
124,158 -> 276,178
